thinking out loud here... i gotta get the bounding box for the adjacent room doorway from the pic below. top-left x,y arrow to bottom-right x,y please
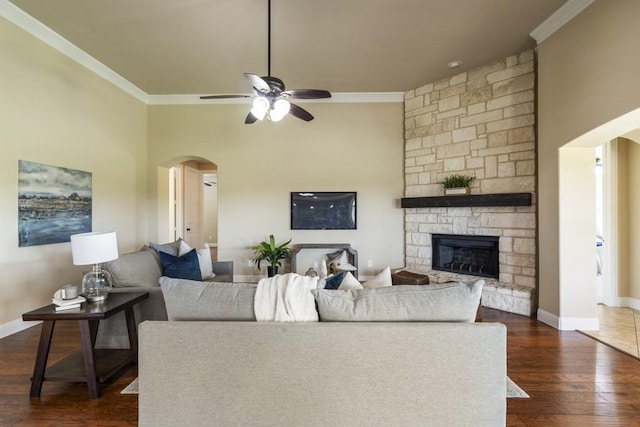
168,159 -> 218,260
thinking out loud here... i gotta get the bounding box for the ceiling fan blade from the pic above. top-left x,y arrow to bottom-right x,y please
244,73 -> 271,92
200,94 -> 252,100
245,112 -> 259,124
283,89 -> 332,99
289,103 -> 314,121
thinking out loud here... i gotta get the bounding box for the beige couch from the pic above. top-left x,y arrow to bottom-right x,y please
138,279 -> 507,426
138,321 -> 507,427
94,247 -> 233,348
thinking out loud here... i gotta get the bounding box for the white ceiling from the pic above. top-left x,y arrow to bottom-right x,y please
7,0 -> 566,96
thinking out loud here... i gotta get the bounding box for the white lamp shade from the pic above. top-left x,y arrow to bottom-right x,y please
250,97 -> 269,120
70,231 -> 119,265
269,99 -> 290,122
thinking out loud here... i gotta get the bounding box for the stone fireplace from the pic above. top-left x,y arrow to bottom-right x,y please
402,50 -> 537,316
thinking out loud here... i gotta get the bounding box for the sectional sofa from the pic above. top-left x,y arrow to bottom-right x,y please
95,246 -> 233,348
98,246 -> 507,425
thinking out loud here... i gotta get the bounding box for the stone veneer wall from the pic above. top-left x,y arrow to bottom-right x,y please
403,50 -> 537,313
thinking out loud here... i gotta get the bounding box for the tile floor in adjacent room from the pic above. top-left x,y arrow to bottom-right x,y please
581,305 -> 640,359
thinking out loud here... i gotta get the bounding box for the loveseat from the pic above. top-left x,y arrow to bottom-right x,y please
94,246 -> 234,348
137,277 -> 507,426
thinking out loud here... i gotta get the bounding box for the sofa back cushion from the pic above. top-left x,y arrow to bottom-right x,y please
312,281 -> 483,322
160,277 -> 257,321
105,248 -> 162,288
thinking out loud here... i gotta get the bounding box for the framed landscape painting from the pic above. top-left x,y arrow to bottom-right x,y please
18,160 -> 92,247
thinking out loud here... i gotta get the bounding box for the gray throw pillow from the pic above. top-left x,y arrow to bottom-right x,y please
150,239 -> 182,256
311,281 -> 484,322
104,249 -> 162,288
160,276 -> 257,321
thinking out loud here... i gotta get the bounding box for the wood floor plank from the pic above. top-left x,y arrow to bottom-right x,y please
1,307 -> 640,426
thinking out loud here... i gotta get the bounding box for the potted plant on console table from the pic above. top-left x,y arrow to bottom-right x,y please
252,234 -> 293,277
441,173 -> 475,196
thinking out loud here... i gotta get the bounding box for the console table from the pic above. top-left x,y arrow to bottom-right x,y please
22,291 -> 149,399
291,243 -> 359,278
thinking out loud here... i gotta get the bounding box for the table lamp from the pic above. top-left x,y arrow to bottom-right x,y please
70,231 -> 119,301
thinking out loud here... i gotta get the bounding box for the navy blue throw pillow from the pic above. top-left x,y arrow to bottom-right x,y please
159,249 -> 202,281
323,272 -> 345,290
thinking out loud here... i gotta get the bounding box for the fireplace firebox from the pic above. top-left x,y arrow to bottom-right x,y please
431,234 -> 499,279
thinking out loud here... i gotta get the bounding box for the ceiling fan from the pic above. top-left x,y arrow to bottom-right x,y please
199,0 -> 331,124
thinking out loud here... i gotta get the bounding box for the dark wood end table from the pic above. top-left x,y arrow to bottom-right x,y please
22,291 -> 149,399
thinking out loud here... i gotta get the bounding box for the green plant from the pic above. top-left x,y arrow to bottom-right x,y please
251,234 -> 293,270
441,173 -> 475,188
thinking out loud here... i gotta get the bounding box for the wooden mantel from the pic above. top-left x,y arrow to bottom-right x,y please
400,192 -> 532,208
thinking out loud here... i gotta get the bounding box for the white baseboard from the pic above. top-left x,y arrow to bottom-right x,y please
537,309 -> 559,328
0,318 -> 41,340
537,309 -> 600,331
619,297 -> 640,311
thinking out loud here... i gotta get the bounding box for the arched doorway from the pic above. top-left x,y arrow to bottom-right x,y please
159,156 -> 218,260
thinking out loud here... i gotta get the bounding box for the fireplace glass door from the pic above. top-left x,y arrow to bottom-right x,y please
431,234 -> 499,279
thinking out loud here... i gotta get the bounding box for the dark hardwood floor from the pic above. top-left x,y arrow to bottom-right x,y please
1,308 -> 639,426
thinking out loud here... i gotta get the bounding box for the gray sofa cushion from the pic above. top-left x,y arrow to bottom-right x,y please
160,276 -> 257,321
104,248 -> 162,288
312,281 -> 484,322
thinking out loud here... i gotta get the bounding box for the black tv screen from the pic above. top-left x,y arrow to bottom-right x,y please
291,192 -> 357,230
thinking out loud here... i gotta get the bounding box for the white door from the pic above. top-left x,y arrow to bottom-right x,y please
183,165 -> 203,248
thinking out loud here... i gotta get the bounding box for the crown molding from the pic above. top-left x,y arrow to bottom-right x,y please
327,92 -> 404,103
0,0 -> 149,102
2,0 -> 402,106
530,0 -> 596,44
148,92 -> 404,105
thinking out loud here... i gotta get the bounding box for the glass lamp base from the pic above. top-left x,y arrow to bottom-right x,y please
84,292 -> 108,302
82,264 -> 112,302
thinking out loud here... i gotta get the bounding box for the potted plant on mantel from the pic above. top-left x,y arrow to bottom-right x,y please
252,234 -> 293,277
441,173 -> 475,196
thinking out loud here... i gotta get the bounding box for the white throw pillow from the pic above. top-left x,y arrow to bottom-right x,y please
197,248 -> 215,279
178,239 -> 192,256
362,266 -> 392,288
338,272 -> 364,290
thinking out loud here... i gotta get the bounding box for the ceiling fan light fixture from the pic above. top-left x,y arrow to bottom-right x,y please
250,97 -> 269,120
199,0 -> 330,123
269,99 -> 290,122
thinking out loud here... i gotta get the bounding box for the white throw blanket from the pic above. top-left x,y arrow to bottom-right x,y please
254,273 -> 319,321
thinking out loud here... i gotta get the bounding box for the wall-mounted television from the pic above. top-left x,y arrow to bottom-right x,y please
291,192 -> 357,230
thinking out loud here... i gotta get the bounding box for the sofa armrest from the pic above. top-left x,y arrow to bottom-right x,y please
212,261 -> 234,282
96,287 -> 167,349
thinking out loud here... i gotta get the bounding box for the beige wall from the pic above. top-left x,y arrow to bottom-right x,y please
537,0 -> 640,321
558,147 -> 597,318
623,139 -> 640,300
0,17 -> 147,326
147,103 -> 405,279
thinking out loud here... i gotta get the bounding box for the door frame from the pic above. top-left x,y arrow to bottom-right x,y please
602,139 -> 619,307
